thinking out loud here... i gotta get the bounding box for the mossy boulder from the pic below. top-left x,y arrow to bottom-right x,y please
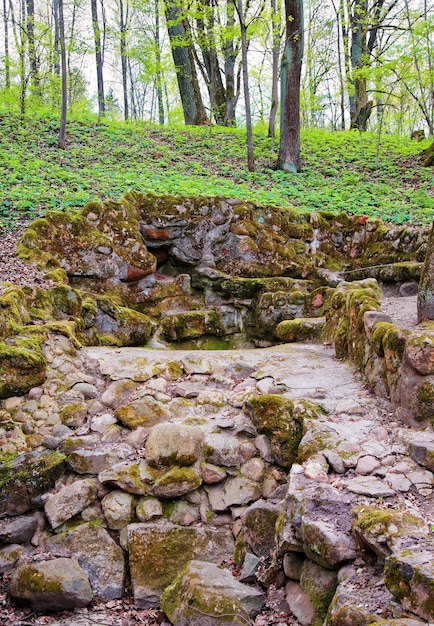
115,396 -> 170,430
241,499 -> 280,558
145,423 -> 205,468
127,521 -> 234,607
384,542 -> 434,621
153,466 -> 202,498
160,310 -> 224,342
94,297 -> 152,346
0,285 -> 30,338
418,220 -> 434,322
300,559 -> 338,626
0,449 -> 66,517
244,395 -> 305,468
160,560 -> 265,625
0,336 -> 46,399
276,317 -> 325,343
9,557 -> 92,611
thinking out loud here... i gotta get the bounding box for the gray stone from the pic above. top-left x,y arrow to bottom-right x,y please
408,439 -> 434,471
145,423 -> 204,468
201,462 -> 227,484
44,478 -> 99,529
0,544 -> 24,574
169,500 -> 199,526
161,560 -> 265,625
153,466 -> 202,498
0,512 -> 39,544
99,460 -> 154,495
127,522 -> 234,607
301,518 -> 357,570
46,524 -> 125,599
285,580 -> 315,626
101,489 -> 136,529
205,433 -> 244,468
90,413 -> 117,433
101,379 -> 137,409
300,559 -> 338,626
67,443 -> 134,474
241,499 -> 280,558
283,552 -> 304,581
206,476 -> 262,511
72,382 -> 99,398
136,497 -> 163,522
239,552 -> 261,583
346,476 -> 395,497
355,455 -> 381,475
9,558 -> 92,611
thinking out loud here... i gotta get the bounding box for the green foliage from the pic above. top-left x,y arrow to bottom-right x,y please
0,112 -> 432,231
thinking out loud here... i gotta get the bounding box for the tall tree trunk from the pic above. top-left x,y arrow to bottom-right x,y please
277,0 -> 303,173
3,0 -> 11,88
52,0 -> 61,76
417,221 -> 434,322
91,0 -> 105,119
155,0 -> 164,124
236,0 -> 254,171
58,0 -> 67,149
224,0 -> 237,125
119,0 -> 129,121
165,0 -> 207,125
26,0 -> 40,95
268,0 -> 280,138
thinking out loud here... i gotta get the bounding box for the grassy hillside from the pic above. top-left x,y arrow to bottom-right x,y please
0,112 -> 433,231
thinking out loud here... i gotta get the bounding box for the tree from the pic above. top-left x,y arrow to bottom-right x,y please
165,0 -> 207,125
236,0 -> 255,170
417,220 -> 434,322
117,0 -> 129,120
277,0 -> 303,172
91,0 -> 105,118
58,0 -> 67,148
268,0 -> 281,137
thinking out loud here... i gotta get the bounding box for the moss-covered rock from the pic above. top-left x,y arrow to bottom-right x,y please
160,310 -> 224,342
0,449 -> 66,517
300,559 -> 338,626
115,396 -> 170,430
276,317 -> 325,342
418,220 -> 434,322
0,285 -> 30,338
145,423 -> 205,468
0,335 -> 46,399
160,560 -> 265,625
244,395 -> 305,468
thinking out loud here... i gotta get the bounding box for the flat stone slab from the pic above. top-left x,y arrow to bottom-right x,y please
346,476 -> 395,498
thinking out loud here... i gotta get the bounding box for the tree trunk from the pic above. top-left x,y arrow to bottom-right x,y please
119,0 -> 129,121
277,0 -> 303,173
417,221 -> 434,322
3,0 -> 10,88
26,0 -> 40,95
52,0 -> 61,76
58,0 -> 67,149
165,0 -> 207,125
268,0 -> 280,137
91,0 -> 105,119
224,0 -> 237,126
155,0 -> 164,124
237,0 -> 254,171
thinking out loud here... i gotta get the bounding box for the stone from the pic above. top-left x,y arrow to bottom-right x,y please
115,396 -> 170,430
300,558 -> 338,626
145,423 -> 204,468
418,220 -> 434,322
201,462 -> 227,484
99,460 -> 154,495
240,457 -> 265,482
127,522 -> 234,607
406,332 -> 434,375
44,478 -> 99,528
169,500 -> 199,526
153,466 -> 202,498
67,443 -> 134,474
0,512 -> 40,544
72,382 -> 99,398
46,523 -> 125,599
0,450 -> 66,517
90,413 -> 117,433
408,439 -> 434,471
205,433 -> 244,468
136,497 -> 163,522
206,476 -> 262,511
352,506 -> 426,560
244,395 -> 305,468
301,518 -> 357,570
161,560 -> 265,626
239,552 -> 261,583
385,543 -> 434,621
285,580 -> 315,626
283,552 -> 304,580
60,403 -> 87,429
101,489 -> 136,529
355,455 -> 381,475
101,379 -> 137,409
9,558 -> 92,611
346,476 -> 395,497
0,544 -> 24,574
241,500 -> 280,558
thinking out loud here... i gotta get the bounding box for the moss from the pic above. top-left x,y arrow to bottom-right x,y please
0,336 -> 47,399
233,529 -> 248,567
415,380 -> 434,423
15,566 -> 63,594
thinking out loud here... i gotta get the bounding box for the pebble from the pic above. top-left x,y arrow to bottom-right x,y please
72,383 -> 99,399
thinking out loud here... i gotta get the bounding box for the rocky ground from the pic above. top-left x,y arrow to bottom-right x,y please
0,226 -> 432,626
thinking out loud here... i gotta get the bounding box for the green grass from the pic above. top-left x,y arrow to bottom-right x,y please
0,112 -> 432,231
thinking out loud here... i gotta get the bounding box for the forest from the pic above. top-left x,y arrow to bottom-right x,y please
0,0 -> 433,175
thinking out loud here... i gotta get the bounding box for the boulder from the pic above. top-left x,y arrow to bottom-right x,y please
0,337 -> 46,399
66,443 -> 134,474
205,433 -> 244,468
0,450 -> 66,517
9,557 -> 92,611
299,559 -> 338,626
46,523 -> 125,599
115,396 -> 170,430
244,395 -> 304,468
0,544 -> 24,574
276,317 -> 325,343
101,489 -> 136,529
160,310 -> 225,341
418,220 -> 434,322
44,478 -> 99,528
408,438 -> 434,471
205,475 -> 262,511
153,466 -> 202,498
241,499 -> 281,558
161,560 -> 265,626
127,521 -> 234,607
99,460 -> 154,495
384,542 -> 434,621
145,423 -> 204,468
0,512 -> 40,544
